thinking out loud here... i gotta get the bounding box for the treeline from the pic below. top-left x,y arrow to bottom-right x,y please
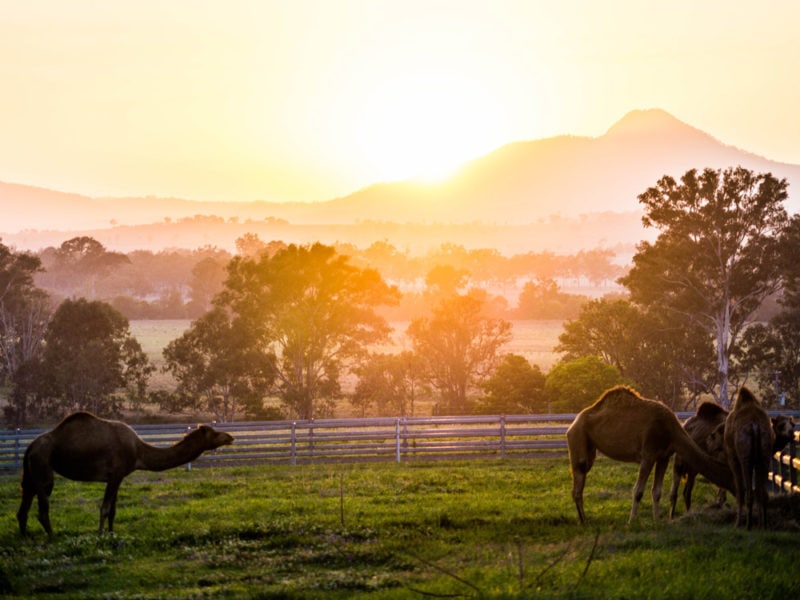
3,165 -> 799,428
30,234 -> 623,321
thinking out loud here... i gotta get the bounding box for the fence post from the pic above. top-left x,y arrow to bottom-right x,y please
791,437 -> 798,493
14,429 -> 22,469
500,415 -> 506,459
309,419 -> 314,461
186,426 -> 193,471
396,418 -> 401,463
291,422 -> 297,466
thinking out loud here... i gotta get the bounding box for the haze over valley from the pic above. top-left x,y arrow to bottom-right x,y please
3,109 -> 799,258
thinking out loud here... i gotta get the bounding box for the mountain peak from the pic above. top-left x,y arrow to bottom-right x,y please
604,108 -> 699,138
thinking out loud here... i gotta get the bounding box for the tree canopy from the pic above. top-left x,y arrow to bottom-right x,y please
216,243 -> 400,419
407,294 -> 512,414
620,166 -> 789,406
35,298 -> 151,416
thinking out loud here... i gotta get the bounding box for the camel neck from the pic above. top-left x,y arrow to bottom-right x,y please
135,437 -> 204,472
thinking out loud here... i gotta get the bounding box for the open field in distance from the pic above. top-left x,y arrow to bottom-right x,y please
130,319 -> 566,392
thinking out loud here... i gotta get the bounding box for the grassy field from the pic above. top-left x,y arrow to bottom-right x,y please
1,457 -> 797,599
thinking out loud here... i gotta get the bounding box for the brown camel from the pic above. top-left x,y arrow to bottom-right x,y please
670,407 -> 795,518
771,414 -> 796,453
17,412 -> 234,536
723,387 -> 775,529
668,401 -> 729,519
567,386 -> 735,524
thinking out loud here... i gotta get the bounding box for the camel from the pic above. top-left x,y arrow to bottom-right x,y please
566,386 -> 735,524
723,387 -> 775,529
17,412 -> 234,536
668,401 -> 729,519
771,414 -> 796,453
670,407 -> 795,518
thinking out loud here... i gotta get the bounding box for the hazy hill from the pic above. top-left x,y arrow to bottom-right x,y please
2,109 -> 799,253
319,109 -> 800,222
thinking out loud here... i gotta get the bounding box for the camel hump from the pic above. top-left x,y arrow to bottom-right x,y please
592,385 -> 644,407
695,401 -> 728,421
733,387 -> 759,408
58,411 -> 99,427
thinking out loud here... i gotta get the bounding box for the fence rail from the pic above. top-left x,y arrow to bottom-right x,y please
2,413 -> 798,497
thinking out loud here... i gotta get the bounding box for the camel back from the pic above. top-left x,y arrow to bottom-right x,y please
584,385 -> 670,416
695,401 -> 728,422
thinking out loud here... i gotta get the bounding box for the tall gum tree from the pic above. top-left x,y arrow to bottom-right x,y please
620,166 -> 789,407
218,243 -> 400,419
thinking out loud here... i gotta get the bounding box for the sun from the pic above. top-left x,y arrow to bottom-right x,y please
354,70 -> 508,182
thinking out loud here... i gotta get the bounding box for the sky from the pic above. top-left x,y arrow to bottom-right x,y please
2,0 -> 799,203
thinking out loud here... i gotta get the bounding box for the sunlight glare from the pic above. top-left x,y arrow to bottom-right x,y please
355,70 -> 510,182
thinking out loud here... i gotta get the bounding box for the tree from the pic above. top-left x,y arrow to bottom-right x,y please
35,298 -> 151,416
218,243 -> 400,419
43,236 -> 130,299
162,307 -> 274,422
516,278 -> 585,319
186,256 -> 228,317
477,353 -> 546,414
620,167 -> 789,406
407,294 -> 512,414
544,355 -> 628,413
0,242 -> 52,427
555,297 -> 716,406
351,351 -> 428,417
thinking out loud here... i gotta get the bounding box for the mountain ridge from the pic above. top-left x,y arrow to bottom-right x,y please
2,109 -> 799,250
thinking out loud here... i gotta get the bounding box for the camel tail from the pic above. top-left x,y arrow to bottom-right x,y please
673,423 -> 735,494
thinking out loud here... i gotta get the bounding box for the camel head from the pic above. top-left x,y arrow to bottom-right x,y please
706,423 -> 726,459
772,415 -> 795,452
186,424 -> 234,450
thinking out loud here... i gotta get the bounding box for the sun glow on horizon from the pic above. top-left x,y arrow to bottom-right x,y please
351,69 -> 516,183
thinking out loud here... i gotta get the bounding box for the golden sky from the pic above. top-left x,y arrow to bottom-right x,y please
1,0 -> 799,203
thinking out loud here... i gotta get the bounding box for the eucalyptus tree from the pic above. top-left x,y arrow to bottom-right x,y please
0,242 -> 52,426
163,306 -> 273,422
217,243 -> 400,420
620,167 -> 789,406
36,298 -> 152,416
407,293 -> 512,414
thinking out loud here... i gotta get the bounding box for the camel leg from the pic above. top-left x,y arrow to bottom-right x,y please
683,471 -> 697,513
36,480 -> 55,536
629,459 -> 655,523
727,454 -> 745,527
17,486 -> 35,536
100,480 -> 122,535
668,464 -> 681,520
567,433 -> 595,524
650,457 -> 671,520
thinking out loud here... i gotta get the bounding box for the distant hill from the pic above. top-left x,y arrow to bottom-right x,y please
2,108 -> 799,253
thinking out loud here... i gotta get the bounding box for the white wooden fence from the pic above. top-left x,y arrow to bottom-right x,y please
2,413 -> 798,496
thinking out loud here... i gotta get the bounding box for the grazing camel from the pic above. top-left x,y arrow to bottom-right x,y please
567,386 -> 734,524
670,408 -> 796,518
723,387 -> 774,529
771,414 -> 796,453
17,412 -> 234,536
668,401 -> 729,519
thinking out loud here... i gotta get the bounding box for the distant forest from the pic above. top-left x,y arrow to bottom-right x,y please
29,234 -> 627,322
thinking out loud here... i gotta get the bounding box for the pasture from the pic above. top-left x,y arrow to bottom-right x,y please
130,319 -> 566,395
1,458 -> 797,598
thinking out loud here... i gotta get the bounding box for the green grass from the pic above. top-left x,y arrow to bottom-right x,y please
1,458 -> 795,599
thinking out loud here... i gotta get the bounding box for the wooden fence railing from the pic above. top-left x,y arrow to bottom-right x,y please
2,413 -> 798,496
769,430 -> 800,495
